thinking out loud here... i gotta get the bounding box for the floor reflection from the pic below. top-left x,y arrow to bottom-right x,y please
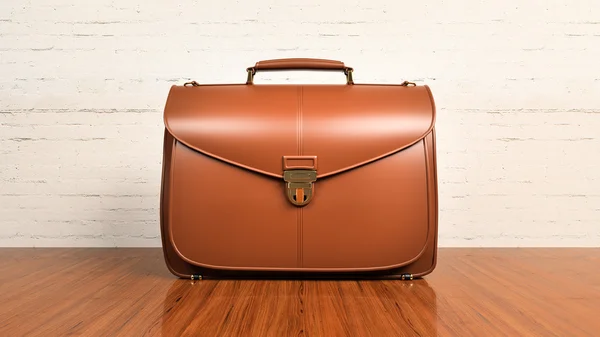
160,278 -> 437,336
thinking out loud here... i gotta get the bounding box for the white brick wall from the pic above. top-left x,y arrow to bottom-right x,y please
1,1 -> 599,247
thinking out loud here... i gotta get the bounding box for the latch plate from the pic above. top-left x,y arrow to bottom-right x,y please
283,170 -> 317,207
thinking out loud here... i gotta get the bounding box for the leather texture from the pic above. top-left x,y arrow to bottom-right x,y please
251,58 -> 349,71
160,59 -> 438,279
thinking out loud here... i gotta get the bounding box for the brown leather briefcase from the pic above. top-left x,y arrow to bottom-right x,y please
160,58 -> 438,280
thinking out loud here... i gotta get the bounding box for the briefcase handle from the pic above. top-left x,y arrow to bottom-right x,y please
246,58 -> 354,85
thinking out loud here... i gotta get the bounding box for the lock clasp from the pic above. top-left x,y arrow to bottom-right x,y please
283,170 -> 317,207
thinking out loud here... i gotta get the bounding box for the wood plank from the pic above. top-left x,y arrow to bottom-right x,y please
0,248 -> 598,336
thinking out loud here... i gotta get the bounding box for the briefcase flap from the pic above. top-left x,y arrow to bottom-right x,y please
163,84 -> 435,180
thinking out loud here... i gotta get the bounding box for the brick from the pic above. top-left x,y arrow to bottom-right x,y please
1,0 -> 599,247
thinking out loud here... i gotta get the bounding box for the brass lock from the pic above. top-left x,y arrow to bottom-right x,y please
283,169 -> 317,206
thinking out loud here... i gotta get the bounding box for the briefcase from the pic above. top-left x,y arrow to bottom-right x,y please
159,58 -> 438,280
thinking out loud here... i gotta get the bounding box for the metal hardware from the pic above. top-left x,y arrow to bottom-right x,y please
184,81 -> 200,87
246,68 -> 255,84
400,81 -> 416,86
190,274 -> 203,280
400,273 -> 414,280
283,169 -> 317,206
344,68 -> 354,85
246,67 -> 354,85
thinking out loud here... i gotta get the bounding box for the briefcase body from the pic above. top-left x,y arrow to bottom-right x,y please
160,59 -> 438,280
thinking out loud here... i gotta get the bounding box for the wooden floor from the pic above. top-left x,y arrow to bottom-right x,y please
0,249 -> 599,336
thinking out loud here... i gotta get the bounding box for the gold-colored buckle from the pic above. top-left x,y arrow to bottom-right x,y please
345,68 -> 354,85
283,170 -> 317,206
246,68 -> 255,85
246,67 -> 353,85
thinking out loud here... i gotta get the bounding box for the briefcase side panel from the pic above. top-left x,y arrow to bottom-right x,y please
395,86 -> 438,277
401,129 -> 439,277
365,129 -> 438,278
399,86 -> 438,277
159,130 -> 207,278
